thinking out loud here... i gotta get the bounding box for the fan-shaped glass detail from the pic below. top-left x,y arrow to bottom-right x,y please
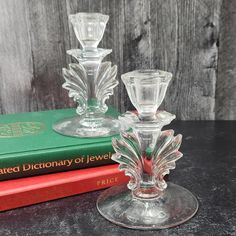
53,13 -> 121,137
97,69 -> 198,229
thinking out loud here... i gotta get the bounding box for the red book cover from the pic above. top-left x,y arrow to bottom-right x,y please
0,164 -> 129,212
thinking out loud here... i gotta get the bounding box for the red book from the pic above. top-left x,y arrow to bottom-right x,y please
0,164 -> 129,212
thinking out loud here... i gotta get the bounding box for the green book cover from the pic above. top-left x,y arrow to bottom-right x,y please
0,107 -> 119,181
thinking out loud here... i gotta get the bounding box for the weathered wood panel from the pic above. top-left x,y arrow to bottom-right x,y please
216,0 -> 236,120
151,0 -> 221,120
0,0 -> 227,120
27,0 -> 71,111
0,0 -> 33,114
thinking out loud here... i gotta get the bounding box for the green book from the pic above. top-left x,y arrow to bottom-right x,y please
0,108 -> 119,181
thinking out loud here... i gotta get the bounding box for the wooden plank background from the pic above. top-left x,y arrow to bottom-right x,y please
1,0 -> 235,120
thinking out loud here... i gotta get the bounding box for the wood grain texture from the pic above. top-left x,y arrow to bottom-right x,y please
0,0 -> 33,114
0,0 -> 229,120
27,0 -> 72,111
150,0 -> 221,120
216,0 -> 236,120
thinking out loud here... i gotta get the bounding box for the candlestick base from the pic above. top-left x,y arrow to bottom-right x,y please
53,115 -> 121,138
97,182 -> 198,230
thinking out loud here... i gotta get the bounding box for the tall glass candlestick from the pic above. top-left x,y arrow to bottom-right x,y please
53,13 -> 121,137
97,70 -> 198,229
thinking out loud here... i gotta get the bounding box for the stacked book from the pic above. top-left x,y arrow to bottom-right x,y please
0,107 -> 129,211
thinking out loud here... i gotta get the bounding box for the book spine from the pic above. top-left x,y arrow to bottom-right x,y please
0,166 -> 129,212
0,142 -> 115,181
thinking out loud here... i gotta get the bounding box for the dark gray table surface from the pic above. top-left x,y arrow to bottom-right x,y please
0,121 -> 235,236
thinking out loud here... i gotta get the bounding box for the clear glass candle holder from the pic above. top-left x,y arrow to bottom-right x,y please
53,13 -> 121,138
97,69 -> 198,229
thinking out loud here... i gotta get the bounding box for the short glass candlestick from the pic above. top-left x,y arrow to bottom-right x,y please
97,70 -> 198,229
53,13 -> 121,138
